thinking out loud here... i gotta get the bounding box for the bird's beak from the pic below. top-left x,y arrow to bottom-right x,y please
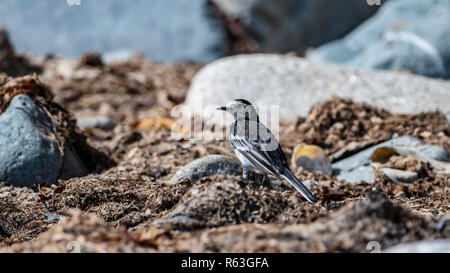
217,106 -> 226,111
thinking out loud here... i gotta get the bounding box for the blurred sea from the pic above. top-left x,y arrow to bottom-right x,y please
0,0 -> 226,62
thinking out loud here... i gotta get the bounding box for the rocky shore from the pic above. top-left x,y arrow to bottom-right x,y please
0,53 -> 448,253
0,0 -> 449,253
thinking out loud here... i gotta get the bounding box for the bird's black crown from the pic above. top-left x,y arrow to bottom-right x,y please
234,99 -> 252,105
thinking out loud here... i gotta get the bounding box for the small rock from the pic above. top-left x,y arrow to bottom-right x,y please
154,215 -> 202,229
292,144 -> 332,175
169,155 -> 242,184
435,219 -> 449,231
370,147 -> 399,164
45,214 -> 62,223
336,165 -> 375,184
332,136 -> 421,184
383,239 -> 450,253
309,0 -> 450,78
394,191 -> 406,198
76,116 -> 116,131
379,168 -> 418,184
416,144 -> 449,162
0,94 -> 61,186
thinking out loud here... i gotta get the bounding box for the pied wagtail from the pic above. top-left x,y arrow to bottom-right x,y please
217,99 -> 317,203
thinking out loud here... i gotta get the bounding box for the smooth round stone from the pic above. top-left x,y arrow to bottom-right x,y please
185,54 -> 450,128
76,116 -> 116,131
379,168 -> 419,184
169,155 -> 242,185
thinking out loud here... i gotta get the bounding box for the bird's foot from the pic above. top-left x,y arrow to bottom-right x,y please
242,167 -> 249,180
254,173 -> 270,187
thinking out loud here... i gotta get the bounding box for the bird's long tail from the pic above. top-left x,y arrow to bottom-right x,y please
280,170 -> 317,203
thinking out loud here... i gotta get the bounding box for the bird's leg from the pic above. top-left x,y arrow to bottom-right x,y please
254,173 -> 262,185
254,173 -> 270,187
242,166 -> 249,180
261,174 -> 270,186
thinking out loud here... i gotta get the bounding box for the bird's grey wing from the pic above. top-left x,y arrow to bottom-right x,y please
230,123 -> 289,175
230,137 -> 277,175
230,122 -> 317,203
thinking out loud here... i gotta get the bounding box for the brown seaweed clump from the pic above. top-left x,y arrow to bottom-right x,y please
1,209 -> 155,253
6,192 -> 446,253
281,97 -> 449,156
42,174 -> 190,227
374,155 -> 449,215
296,96 -> 392,151
40,54 -> 202,125
140,173 -> 370,231
0,174 -> 190,247
149,192 -> 449,252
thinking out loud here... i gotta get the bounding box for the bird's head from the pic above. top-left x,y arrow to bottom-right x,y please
217,99 -> 259,121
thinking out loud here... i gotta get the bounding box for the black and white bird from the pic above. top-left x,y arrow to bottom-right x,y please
217,99 -> 317,203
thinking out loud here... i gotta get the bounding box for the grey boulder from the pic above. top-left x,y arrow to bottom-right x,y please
309,0 -> 450,78
169,154 -> 242,185
212,0 -> 380,53
0,94 -> 62,186
185,54 -> 450,126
